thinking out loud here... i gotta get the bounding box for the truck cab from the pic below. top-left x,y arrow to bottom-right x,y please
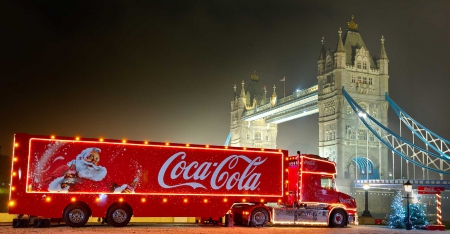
231,153 -> 357,227
284,153 -> 358,226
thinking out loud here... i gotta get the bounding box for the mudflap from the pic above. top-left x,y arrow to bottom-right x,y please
13,218 -> 30,228
225,213 -> 234,227
33,218 -> 51,228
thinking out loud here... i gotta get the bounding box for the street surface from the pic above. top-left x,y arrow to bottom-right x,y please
0,223 -> 448,234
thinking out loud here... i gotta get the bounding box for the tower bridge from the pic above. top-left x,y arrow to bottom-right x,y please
227,16 -> 450,217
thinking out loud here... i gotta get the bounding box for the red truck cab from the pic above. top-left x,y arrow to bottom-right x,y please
231,153 -> 357,227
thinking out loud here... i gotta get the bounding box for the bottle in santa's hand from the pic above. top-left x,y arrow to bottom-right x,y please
123,178 -> 139,193
62,163 -> 79,188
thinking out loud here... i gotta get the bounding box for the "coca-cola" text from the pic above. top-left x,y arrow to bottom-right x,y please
158,152 -> 267,191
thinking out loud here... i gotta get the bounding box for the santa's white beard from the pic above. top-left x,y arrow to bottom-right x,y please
76,159 -> 107,181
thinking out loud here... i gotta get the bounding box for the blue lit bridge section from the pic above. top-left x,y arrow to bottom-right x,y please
343,87 -> 450,180
387,95 -> 450,159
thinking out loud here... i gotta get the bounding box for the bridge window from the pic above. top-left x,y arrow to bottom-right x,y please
357,76 -> 361,84
351,75 -> 355,83
363,77 -> 367,84
357,62 -> 361,69
372,109 -> 378,117
266,135 -> 269,141
359,103 -> 368,112
363,62 -> 367,70
347,106 -> 352,114
369,78 -> 373,85
246,133 -> 251,139
346,126 -> 352,139
332,130 -> 336,140
358,129 -> 367,140
369,133 -> 375,141
255,132 -> 261,141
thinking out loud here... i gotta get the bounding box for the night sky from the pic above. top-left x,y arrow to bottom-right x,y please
1,0 -> 450,162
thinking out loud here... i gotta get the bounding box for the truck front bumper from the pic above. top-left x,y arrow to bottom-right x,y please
348,214 -> 358,225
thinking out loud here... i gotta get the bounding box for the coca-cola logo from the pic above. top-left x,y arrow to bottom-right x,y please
303,160 -> 316,166
158,152 -> 267,191
339,197 -> 353,204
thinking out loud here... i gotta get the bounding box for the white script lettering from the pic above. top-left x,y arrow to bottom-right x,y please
158,152 -> 267,191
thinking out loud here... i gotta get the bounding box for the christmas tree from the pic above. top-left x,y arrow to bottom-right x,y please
409,195 -> 428,229
388,190 -> 405,228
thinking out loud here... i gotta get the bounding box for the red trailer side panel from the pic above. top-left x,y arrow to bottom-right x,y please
10,134 -> 286,218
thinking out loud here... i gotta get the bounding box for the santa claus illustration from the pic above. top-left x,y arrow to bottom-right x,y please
46,147 -> 134,193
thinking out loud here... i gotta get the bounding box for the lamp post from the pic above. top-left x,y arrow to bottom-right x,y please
403,180 -> 413,230
361,182 -> 372,217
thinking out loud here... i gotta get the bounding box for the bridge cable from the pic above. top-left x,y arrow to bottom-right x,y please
342,87 -> 450,175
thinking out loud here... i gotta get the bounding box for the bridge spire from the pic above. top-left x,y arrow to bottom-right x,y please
379,35 -> 388,59
337,28 -> 345,53
318,37 -> 326,75
378,35 -> 389,75
318,37 -> 326,61
240,80 -> 246,97
347,15 -> 359,31
335,27 -> 346,69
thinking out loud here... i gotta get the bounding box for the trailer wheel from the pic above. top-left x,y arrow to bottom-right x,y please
107,204 -> 132,227
329,209 -> 346,227
250,208 -> 268,227
63,204 -> 89,227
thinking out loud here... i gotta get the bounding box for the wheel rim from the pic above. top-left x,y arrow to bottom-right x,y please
68,208 -> 85,224
252,211 -> 266,226
112,209 -> 128,223
333,212 -> 343,225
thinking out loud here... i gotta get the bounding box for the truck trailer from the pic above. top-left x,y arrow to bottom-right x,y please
8,133 -> 357,228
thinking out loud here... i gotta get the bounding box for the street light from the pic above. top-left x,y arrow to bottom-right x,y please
403,180 -> 413,230
361,182 -> 372,217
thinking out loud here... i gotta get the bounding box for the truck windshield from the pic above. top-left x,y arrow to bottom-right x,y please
320,175 -> 335,190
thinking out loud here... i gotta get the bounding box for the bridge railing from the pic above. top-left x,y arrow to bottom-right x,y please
242,84 -> 318,119
278,84 -> 318,105
354,179 -> 450,185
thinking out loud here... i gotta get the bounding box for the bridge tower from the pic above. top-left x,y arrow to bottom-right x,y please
317,16 -> 390,188
230,71 -> 278,149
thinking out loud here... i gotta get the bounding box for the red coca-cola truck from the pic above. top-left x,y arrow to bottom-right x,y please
8,133 -> 357,228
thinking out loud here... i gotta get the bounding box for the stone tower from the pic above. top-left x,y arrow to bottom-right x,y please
230,71 -> 278,149
317,16 -> 389,191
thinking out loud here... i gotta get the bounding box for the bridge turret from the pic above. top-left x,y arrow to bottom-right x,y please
317,37 -> 326,75
378,35 -> 389,75
334,28 -> 346,69
270,85 -> 277,107
240,80 -> 246,98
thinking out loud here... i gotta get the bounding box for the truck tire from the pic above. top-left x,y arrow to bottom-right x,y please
329,209 -> 346,227
107,204 -> 132,227
250,208 -> 269,227
63,204 -> 89,227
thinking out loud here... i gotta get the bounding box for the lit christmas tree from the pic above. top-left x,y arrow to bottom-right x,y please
388,190 -> 405,229
409,194 -> 428,230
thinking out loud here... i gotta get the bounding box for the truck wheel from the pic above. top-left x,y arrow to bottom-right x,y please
329,209 -> 346,227
107,204 -> 132,227
63,204 -> 89,227
250,208 -> 268,227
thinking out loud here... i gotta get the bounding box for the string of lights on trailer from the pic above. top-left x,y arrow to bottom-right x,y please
9,134 -> 289,208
